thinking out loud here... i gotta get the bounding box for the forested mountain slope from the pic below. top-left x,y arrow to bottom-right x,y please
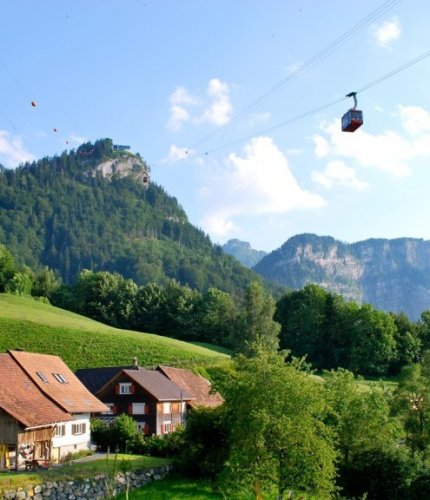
254,233 -> 430,319
0,139 -> 258,292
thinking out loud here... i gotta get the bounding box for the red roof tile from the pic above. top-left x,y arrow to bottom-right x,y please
158,366 -> 224,408
0,354 -> 72,427
9,351 -> 108,414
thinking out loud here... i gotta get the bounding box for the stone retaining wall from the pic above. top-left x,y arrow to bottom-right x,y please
1,464 -> 173,499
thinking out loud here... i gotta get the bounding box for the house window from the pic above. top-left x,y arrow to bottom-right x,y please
102,403 -> 114,415
53,373 -> 68,383
162,402 -> 171,414
132,403 -> 146,415
119,383 -> 132,394
72,423 -> 87,435
36,371 -> 49,383
54,424 -> 66,437
161,422 -> 172,434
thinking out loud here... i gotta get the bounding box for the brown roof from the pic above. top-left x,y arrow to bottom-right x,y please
98,367 -> 194,402
124,368 -> 194,401
157,366 -> 224,408
0,353 -> 72,428
9,350 -> 108,414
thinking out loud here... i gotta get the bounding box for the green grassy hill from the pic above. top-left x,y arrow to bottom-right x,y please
0,294 -> 229,371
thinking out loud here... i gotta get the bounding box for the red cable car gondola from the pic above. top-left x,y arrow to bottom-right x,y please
342,92 -> 363,132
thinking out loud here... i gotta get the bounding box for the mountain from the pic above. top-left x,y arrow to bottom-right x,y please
254,233 -> 430,320
0,138 -> 259,293
222,239 -> 267,268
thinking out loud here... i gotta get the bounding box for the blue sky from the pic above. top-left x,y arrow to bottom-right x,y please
1,0 -> 430,252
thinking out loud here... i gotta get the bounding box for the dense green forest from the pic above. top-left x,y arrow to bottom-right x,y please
0,138 -> 260,293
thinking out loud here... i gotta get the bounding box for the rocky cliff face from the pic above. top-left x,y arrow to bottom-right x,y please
254,234 -> 430,319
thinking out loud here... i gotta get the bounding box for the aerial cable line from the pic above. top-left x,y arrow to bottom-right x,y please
203,48 -> 430,155
190,0 -> 402,151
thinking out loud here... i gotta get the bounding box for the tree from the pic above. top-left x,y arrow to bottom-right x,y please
276,286 -> 398,376
389,312 -> 421,373
219,351 -> 337,499
31,266 -> 61,299
0,244 -> 16,291
237,281 -> 280,356
5,267 -> 34,295
193,288 -> 239,347
348,304 -> 397,375
275,285 -> 332,367
392,360 -> 430,452
324,369 -> 400,463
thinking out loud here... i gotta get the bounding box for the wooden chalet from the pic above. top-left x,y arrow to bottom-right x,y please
0,350 -> 107,470
77,363 -> 193,435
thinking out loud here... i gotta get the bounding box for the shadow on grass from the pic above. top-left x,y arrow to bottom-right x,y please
117,474 -> 224,499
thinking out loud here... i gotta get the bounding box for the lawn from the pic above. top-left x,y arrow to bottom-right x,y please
0,294 -> 229,370
0,454 -> 171,493
116,475 -> 225,499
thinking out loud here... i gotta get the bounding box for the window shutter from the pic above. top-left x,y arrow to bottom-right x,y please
115,384 -> 120,395
130,384 -> 135,395
83,423 -> 86,434
72,424 -> 76,435
128,404 -> 133,415
62,425 -> 66,436
160,423 -> 164,434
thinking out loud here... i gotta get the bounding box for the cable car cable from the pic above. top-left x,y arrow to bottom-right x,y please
203,48 -> 430,155
189,0 -> 403,151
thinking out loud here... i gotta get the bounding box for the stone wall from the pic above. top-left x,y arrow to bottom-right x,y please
1,464 -> 173,499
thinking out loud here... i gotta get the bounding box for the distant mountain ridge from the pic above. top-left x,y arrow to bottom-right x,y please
254,233 -> 430,319
222,239 -> 267,267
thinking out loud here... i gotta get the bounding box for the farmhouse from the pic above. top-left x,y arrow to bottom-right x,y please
78,363 -> 193,436
0,350 -> 108,470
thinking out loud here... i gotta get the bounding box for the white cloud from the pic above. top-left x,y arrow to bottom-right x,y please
313,134 -> 330,158
373,18 -> 401,48
312,160 -> 369,190
167,78 -> 232,131
200,136 -> 325,238
170,86 -> 198,106
315,120 -> 412,177
200,78 -> 232,126
398,105 -> 430,135
168,104 -> 191,131
0,131 -> 35,167
313,105 -> 430,180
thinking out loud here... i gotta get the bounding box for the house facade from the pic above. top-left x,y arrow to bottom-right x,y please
95,367 -> 193,436
0,350 -> 107,469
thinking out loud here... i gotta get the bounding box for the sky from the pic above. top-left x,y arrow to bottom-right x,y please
1,0 -> 430,253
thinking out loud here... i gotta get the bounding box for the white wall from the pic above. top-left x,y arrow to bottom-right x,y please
51,413 -> 91,462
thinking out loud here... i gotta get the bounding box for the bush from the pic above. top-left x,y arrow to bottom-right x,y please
138,427 -> 185,457
178,406 -> 228,480
338,448 -> 420,500
62,449 -> 93,463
